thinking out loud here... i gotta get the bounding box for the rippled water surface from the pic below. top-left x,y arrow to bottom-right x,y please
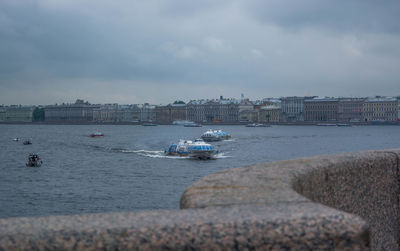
0,124 -> 399,218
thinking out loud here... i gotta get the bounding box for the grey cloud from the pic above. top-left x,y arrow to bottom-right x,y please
0,0 -> 399,105
245,0 -> 400,34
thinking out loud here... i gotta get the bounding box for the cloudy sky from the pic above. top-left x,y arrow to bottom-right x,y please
1,0 -> 400,105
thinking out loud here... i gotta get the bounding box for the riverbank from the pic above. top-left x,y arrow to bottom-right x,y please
1,121 -> 399,126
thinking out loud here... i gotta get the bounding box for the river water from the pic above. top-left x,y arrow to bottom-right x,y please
0,124 -> 399,218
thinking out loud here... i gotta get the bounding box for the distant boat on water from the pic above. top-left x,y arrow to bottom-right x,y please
317,123 -> 352,127
172,120 -> 195,126
142,123 -> 158,126
336,123 -> 352,127
184,123 -> 202,127
23,138 -> 32,145
90,132 -> 104,137
246,123 -> 270,127
201,129 -> 231,142
316,123 -> 337,126
26,153 -> 42,167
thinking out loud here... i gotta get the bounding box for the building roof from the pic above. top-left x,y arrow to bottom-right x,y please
365,97 -> 397,102
304,97 -> 339,102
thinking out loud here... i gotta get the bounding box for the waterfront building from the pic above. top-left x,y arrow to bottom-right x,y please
337,98 -> 366,122
362,97 -> 398,122
238,99 -> 255,122
155,103 -> 186,124
2,105 -> 35,122
258,105 -> 281,123
238,99 -> 254,113
139,103 -> 156,122
398,97 -> 400,121
239,109 -> 258,122
304,97 -> 339,122
187,100 -> 207,123
253,99 -> 281,110
205,97 -> 240,123
93,104 -> 141,123
44,99 -> 100,122
280,96 -> 314,122
117,105 -> 141,122
0,107 -> 5,121
187,97 -> 240,123
93,104 -> 118,122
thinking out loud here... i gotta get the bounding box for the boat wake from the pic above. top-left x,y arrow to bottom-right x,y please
214,152 -> 231,158
223,139 -> 236,142
121,149 -> 231,159
123,150 -> 190,159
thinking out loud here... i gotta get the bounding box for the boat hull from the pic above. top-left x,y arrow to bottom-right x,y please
201,135 -> 231,142
201,136 -> 221,142
90,134 -> 104,137
188,150 -> 215,160
26,161 -> 42,167
166,151 -> 215,159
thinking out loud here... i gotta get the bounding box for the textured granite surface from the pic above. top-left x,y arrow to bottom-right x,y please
0,203 -> 369,250
2,149 -> 400,250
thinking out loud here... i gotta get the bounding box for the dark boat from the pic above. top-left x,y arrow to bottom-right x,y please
336,123 -> 352,127
26,154 -> 42,167
183,123 -> 202,127
90,132 -> 104,137
23,138 -> 32,145
246,123 -> 270,127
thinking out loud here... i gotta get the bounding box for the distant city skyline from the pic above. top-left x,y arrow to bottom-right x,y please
1,0 -> 400,105
1,94 -> 399,107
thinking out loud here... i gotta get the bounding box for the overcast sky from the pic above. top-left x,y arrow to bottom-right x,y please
1,0 -> 400,105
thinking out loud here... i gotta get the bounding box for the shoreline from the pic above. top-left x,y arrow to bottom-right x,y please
0,121 -> 399,126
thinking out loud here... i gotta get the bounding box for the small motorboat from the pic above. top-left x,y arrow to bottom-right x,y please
246,123 -> 270,127
183,123 -> 202,127
336,123 -> 352,127
13,137 -> 20,141
142,123 -> 158,126
316,123 -> 337,126
201,129 -> 231,142
90,132 -> 104,137
26,154 -> 42,167
23,138 -> 32,145
166,139 -> 217,160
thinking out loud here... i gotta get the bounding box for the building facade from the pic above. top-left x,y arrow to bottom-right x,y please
1,106 -> 35,122
280,97 -> 313,122
139,103 -> 156,122
0,107 -> 6,121
187,100 -> 206,123
258,105 -> 281,123
155,104 -> 187,124
44,99 -> 99,122
362,97 -> 398,122
337,98 -> 365,122
304,98 -> 339,122
93,104 -> 141,123
398,98 -> 400,120
239,109 -> 258,122
93,104 -> 118,122
187,97 -> 240,123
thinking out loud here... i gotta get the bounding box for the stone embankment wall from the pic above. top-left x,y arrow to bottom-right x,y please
1,149 -> 399,250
